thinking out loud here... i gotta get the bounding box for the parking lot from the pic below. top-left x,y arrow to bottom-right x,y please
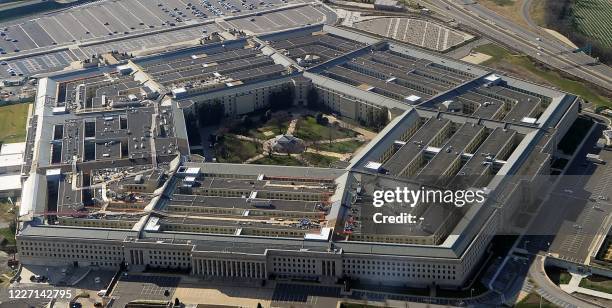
0,22 -> 222,78
271,283 -> 341,307
352,17 -> 473,51
227,4 -> 327,34
0,0 -> 291,56
80,23 -> 221,55
110,274 -> 181,307
1,49 -> 78,78
0,1 -> 328,78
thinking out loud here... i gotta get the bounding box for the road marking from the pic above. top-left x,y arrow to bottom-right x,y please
393,18 -> 401,39
133,0 -> 166,24
117,2 -> 145,26
36,18 -> 62,44
52,16 -> 77,41
68,12 -> 94,37
275,12 -> 296,27
18,24 -> 39,48
420,21 -> 428,47
262,15 -> 281,27
84,9 -> 113,34
103,5 -> 131,31
292,9 -> 315,23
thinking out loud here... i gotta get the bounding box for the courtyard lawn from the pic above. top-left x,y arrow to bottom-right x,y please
0,227 -> 15,246
295,116 -> 356,142
251,154 -> 303,166
246,118 -> 291,140
214,135 -> 260,163
302,152 -> 339,168
317,140 -> 364,154
0,103 -> 30,145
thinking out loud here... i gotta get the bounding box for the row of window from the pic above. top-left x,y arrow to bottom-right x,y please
344,269 -> 456,280
344,259 -> 456,269
20,242 -> 120,249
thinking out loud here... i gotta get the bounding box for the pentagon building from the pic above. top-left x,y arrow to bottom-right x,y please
16,25 -> 579,289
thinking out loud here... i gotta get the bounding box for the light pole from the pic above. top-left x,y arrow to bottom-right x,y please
539,293 -> 543,308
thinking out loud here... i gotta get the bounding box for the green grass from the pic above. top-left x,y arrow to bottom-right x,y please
0,103 -> 29,145
295,116 -> 356,142
317,140 -> 364,154
573,0 -> 612,47
245,118 -> 290,140
545,266 -> 572,286
579,275 -> 612,294
0,200 -> 15,224
251,154 -> 303,166
474,44 -> 611,108
0,227 -> 15,246
485,0 -> 514,6
302,152 -> 339,168
515,292 -> 557,308
214,135 -> 260,163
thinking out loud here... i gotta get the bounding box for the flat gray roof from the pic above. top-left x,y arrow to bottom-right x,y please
19,224 -> 136,241
383,118 -> 450,175
417,123 -> 485,181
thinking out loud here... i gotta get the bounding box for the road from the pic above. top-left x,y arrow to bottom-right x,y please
529,255 -> 599,308
426,0 -> 612,92
520,0 -> 538,30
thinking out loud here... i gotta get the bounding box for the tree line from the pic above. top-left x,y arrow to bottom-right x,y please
543,0 -> 612,65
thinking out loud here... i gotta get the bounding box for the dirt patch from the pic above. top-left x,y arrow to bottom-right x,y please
491,60 -> 550,85
461,52 -> 492,64
543,28 -> 578,49
479,0 -> 530,29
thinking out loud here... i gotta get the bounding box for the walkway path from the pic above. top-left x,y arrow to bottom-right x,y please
233,134 -> 265,144
322,114 -> 377,139
286,118 -> 298,135
529,255 -> 599,308
244,153 -> 265,164
305,148 -> 351,160
310,136 -> 362,144
561,272 -> 612,301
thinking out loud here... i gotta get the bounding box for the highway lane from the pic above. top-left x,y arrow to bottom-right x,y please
425,0 -> 612,92
460,0 -> 612,86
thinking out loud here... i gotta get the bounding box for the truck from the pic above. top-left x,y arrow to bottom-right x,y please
586,153 -> 605,164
